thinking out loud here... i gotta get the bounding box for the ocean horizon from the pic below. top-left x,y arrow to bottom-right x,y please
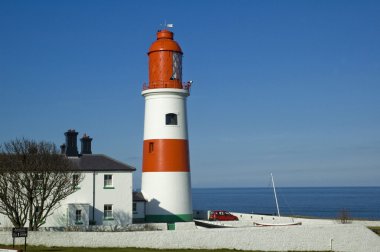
191,186 -> 380,220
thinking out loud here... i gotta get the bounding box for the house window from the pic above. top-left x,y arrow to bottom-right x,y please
36,174 -> 43,190
104,204 -> 113,220
165,113 -> 178,125
35,206 -> 41,217
75,209 -> 82,224
34,206 -> 46,225
149,142 -> 154,153
133,202 -> 137,213
104,174 -> 113,188
72,174 -> 80,189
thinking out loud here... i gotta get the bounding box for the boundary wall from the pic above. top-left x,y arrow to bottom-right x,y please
1,224 -> 380,252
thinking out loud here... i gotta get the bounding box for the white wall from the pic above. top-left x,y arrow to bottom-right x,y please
0,170 -> 133,228
92,171 -> 133,226
142,88 -> 189,140
42,171 -> 94,227
1,224 -> 380,252
0,214 -> 12,229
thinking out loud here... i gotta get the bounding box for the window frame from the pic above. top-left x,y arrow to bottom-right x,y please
35,206 -> 41,217
103,174 -> 114,189
165,113 -> 178,126
72,174 -> 80,189
35,173 -> 44,190
34,206 -> 46,225
171,52 -> 182,81
104,204 -> 113,220
75,209 -> 82,224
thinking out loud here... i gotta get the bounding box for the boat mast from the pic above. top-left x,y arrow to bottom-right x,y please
271,173 -> 281,217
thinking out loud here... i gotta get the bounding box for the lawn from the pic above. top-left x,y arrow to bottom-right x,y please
2,246 -> 257,252
0,245 -> 331,252
368,226 -> 380,236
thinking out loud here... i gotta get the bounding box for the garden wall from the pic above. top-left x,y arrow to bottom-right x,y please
0,224 -> 379,252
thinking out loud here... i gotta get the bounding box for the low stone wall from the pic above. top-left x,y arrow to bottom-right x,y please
1,224 -> 380,252
0,223 -> 168,232
0,249 -> 20,252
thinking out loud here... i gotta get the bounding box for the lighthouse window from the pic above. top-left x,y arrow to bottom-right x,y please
171,52 -> 182,81
149,142 -> 154,153
166,113 -> 178,125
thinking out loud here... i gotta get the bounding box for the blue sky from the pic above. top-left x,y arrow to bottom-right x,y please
1,0 -> 379,188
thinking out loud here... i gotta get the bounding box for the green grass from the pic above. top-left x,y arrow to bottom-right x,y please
1,246 -> 257,252
0,245 -> 331,252
368,226 -> 380,236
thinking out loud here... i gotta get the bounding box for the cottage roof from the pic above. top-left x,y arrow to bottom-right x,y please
69,154 -> 136,172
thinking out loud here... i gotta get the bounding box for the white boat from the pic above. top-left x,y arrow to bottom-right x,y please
253,221 -> 302,227
194,219 -> 234,228
253,173 -> 302,227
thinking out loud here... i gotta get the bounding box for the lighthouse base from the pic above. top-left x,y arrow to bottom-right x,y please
146,214 -> 193,223
141,172 -> 193,223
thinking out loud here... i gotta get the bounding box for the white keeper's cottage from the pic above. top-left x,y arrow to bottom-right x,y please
0,129 -> 146,228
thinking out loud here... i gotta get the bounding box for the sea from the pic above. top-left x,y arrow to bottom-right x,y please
192,187 -> 380,220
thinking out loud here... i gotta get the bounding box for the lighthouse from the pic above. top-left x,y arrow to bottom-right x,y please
141,29 -> 193,223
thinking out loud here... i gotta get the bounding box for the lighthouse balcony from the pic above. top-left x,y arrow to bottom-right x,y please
143,81 -> 192,92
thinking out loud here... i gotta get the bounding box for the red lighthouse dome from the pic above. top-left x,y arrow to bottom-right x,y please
148,30 -> 183,89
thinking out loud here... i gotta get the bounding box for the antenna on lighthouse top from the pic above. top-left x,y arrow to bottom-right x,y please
160,20 -> 174,30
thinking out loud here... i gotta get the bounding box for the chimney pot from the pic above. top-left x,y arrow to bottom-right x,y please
64,129 -> 79,157
60,144 -> 66,154
80,133 -> 93,155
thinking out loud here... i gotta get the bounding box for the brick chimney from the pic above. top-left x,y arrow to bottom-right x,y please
64,129 -> 79,157
80,133 -> 93,155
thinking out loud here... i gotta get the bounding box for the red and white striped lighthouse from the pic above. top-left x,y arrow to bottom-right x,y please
141,29 -> 193,222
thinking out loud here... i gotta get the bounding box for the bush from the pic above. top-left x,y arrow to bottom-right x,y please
338,208 -> 351,224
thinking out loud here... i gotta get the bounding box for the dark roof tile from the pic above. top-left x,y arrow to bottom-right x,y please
133,191 -> 147,202
69,154 -> 136,172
